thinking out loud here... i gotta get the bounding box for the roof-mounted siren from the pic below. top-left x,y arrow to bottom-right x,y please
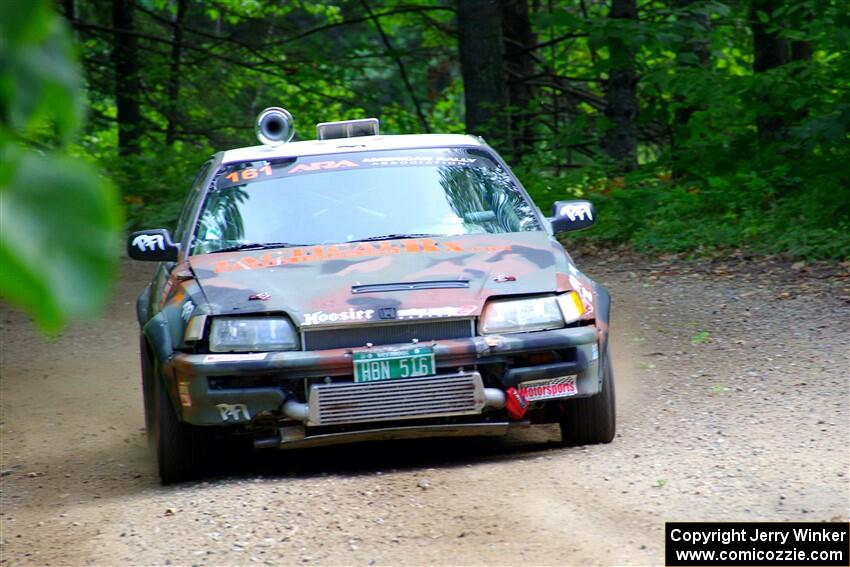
316,118 -> 380,141
256,107 -> 294,146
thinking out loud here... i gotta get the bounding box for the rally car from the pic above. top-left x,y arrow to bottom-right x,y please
129,108 -> 615,484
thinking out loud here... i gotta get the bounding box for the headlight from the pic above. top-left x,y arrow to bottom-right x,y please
209,317 -> 299,352
479,292 -> 584,335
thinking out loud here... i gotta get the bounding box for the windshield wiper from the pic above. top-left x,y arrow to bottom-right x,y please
347,233 -> 442,243
209,242 -> 313,253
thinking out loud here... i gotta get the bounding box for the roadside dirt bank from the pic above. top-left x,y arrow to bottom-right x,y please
1,253 -> 848,566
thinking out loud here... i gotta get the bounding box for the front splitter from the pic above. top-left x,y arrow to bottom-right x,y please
254,421 -> 530,450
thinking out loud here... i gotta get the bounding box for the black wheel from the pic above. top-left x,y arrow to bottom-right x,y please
139,336 -> 155,442
153,374 -> 210,484
559,347 -> 616,446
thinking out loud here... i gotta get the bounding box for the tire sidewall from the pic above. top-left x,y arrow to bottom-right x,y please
139,336 -> 156,441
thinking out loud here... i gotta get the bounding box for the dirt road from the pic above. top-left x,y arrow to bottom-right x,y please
2,253 -> 848,566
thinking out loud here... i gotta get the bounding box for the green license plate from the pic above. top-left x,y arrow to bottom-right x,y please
353,346 -> 436,383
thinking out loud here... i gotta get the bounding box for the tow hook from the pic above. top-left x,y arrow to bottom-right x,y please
505,387 -> 528,420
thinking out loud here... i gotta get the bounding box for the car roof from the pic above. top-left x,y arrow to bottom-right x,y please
220,133 -> 484,165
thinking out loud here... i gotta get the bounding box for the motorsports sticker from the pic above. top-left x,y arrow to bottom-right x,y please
518,376 -> 577,401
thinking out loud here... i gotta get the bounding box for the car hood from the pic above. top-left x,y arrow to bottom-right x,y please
188,232 -> 575,328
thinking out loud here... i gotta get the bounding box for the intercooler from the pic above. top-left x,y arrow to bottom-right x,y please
306,372 -> 487,426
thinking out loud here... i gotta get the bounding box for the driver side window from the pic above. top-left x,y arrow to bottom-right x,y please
173,162 -> 212,249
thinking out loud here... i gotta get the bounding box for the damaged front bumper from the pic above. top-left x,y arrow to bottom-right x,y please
165,325 -> 601,430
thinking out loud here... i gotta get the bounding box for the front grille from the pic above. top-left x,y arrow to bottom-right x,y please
302,319 -> 474,351
307,372 -> 485,426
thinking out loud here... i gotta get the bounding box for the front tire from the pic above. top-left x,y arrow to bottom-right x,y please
139,336 -> 155,442
154,376 -> 210,484
559,346 -> 616,445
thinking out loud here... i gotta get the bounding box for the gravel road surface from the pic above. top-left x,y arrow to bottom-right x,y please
2,253 -> 848,566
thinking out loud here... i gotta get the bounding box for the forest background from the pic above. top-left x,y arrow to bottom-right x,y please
2,0 -> 848,329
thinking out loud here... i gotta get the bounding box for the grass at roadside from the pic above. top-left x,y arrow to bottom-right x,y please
521,164 -> 850,262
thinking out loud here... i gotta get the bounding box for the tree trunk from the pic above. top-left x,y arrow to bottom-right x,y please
789,7 -> 812,63
166,0 -> 189,145
672,0 -> 712,177
501,0 -> 536,160
751,0 -> 788,141
112,0 -> 142,155
61,0 -> 74,20
603,0 -> 638,172
361,0 -> 430,133
457,0 -> 509,150
674,0 -> 711,123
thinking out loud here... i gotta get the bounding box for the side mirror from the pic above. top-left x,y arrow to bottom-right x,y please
127,229 -> 180,262
551,200 -> 595,233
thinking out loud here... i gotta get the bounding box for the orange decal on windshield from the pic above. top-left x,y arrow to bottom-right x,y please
225,165 -> 272,184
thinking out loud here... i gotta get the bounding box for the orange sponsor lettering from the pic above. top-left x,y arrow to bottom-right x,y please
210,240 -> 512,273
377,242 -> 401,254
353,243 -> 378,256
420,239 -> 440,252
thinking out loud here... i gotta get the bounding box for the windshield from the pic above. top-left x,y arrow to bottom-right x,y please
192,148 -> 541,254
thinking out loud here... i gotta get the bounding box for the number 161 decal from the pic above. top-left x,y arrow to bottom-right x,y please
225,165 -> 272,184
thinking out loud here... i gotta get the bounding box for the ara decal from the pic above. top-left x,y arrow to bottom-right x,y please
288,160 -> 358,174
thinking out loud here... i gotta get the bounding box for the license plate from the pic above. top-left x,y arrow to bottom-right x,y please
518,376 -> 577,401
353,346 -> 435,383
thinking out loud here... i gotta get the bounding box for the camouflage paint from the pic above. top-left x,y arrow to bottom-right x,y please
137,230 -> 611,424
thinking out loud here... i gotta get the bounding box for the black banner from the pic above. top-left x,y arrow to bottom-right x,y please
665,522 -> 849,566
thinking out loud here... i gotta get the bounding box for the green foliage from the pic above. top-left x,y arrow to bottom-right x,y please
526,0 -> 849,260
549,162 -> 850,260
0,1 -> 82,142
0,0 -> 122,332
63,0 -> 849,260
100,142 -> 214,231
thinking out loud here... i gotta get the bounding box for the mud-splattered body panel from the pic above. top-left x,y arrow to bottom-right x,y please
134,136 -> 612,450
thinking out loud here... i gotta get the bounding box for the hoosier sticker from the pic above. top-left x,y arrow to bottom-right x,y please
518,376 -> 577,401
